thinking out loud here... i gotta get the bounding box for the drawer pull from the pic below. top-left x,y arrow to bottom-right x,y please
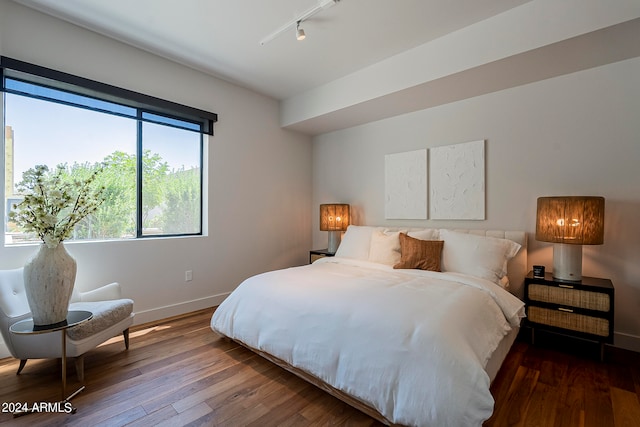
558,307 -> 574,313
558,284 -> 574,289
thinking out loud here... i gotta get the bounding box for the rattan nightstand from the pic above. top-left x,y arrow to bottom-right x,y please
524,271 -> 614,360
309,249 -> 335,264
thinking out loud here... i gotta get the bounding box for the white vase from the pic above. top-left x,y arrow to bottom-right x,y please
23,242 -> 77,326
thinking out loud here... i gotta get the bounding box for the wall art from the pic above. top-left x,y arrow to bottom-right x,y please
429,140 -> 485,220
384,149 -> 427,219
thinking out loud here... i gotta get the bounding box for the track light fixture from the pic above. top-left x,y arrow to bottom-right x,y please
296,21 -> 306,41
260,0 -> 340,45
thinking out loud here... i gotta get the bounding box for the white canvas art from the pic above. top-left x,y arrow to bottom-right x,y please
430,140 -> 485,220
385,149 -> 427,219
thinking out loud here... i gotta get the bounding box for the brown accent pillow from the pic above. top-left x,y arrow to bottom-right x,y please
393,233 -> 444,271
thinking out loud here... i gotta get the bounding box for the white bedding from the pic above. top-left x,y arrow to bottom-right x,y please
210,257 -> 525,426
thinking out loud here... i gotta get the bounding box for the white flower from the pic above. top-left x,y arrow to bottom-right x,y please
9,164 -> 105,247
42,214 -> 58,226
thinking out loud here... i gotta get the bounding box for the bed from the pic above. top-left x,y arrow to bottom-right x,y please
211,226 -> 527,426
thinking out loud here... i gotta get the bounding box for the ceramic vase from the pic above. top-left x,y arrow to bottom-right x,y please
23,242 -> 77,326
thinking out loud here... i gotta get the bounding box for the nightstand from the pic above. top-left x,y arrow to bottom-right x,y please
524,271 -> 614,360
310,249 -> 335,264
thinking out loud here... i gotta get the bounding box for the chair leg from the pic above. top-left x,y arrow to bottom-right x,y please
74,355 -> 84,383
16,359 -> 27,375
123,328 -> 130,350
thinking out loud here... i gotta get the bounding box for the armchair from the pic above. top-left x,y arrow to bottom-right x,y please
0,267 -> 134,381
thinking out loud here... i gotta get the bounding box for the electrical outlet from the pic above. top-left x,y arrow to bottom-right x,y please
185,270 -> 193,282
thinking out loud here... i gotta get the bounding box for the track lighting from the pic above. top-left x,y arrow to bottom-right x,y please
296,21 -> 306,41
260,0 -> 340,45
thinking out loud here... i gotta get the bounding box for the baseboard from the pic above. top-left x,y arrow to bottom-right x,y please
0,292 -> 230,361
131,292 -> 230,326
614,331 -> 640,353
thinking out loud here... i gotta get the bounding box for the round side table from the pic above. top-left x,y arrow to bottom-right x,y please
10,310 -> 93,416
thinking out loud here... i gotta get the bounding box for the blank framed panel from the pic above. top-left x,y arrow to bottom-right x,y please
385,149 -> 427,219
430,140 -> 485,220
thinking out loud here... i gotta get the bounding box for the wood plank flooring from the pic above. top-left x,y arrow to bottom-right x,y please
0,308 -> 638,426
485,331 -> 640,427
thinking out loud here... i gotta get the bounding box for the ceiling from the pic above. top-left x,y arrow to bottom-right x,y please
9,0 -> 640,135
10,0 -> 532,100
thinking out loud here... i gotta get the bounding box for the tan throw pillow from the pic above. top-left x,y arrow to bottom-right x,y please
393,233 -> 444,271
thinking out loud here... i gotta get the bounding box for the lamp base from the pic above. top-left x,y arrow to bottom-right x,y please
552,243 -> 583,281
327,231 -> 342,253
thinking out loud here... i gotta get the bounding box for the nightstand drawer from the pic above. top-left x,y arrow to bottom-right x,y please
528,306 -> 610,337
528,284 -> 610,312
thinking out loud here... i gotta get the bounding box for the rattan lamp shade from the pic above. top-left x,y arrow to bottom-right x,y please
319,204 -> 350,254
535,196 -> 605,281
319,204 -> 350,232
536,197 -> 605,245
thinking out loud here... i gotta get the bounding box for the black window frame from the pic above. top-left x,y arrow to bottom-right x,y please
1,56 -> 217,240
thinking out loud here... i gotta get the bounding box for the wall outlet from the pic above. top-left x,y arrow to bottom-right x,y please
185,270 -> 193,282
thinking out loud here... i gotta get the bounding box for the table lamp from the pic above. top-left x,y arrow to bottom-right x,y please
535,196 -> 605,281
320,204 -> 350,253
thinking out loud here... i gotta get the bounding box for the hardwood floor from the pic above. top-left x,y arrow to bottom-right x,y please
485,331 -> 640,427
0,308 -> 638,426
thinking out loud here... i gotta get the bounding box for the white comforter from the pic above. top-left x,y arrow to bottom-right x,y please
210,257 -> 524,426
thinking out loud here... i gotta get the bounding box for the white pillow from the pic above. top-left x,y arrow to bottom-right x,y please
335,225 -> 376,260
368,229 -> 402,266
440,229 -> 521,285
407,229 -> 439,240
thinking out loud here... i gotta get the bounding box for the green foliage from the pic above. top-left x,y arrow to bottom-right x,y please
141,150 -> 170,224
157,167 -> 201,234
77,152 -> 136,239
9,151 -> 201,244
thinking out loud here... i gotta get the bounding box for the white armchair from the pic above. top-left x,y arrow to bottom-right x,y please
0,267 -> 134,381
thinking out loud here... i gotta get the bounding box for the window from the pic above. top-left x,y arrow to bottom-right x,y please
2,57 -> 217,245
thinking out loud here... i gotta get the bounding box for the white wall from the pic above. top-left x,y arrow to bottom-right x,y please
0,0 -> 312,357
312,57 -> 640,352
